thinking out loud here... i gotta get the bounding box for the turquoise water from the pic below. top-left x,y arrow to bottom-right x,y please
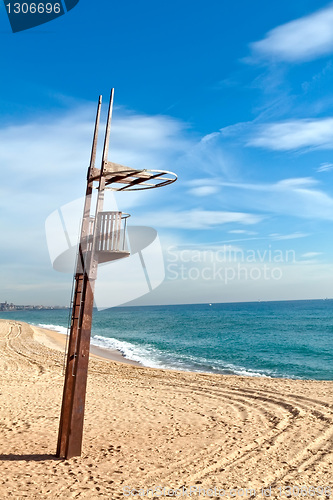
1,300 -> 332,380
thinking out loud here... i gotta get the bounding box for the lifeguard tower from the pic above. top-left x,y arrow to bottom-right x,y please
56,90 -> 177,459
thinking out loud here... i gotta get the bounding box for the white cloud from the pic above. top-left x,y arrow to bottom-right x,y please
0,106 -> 191,189
133,209 -> 263,230
0,105 -> 201,231
301,251 -> 323,258
228,229 -> 257,235
270,232 -> 310,241
110,111 -> 192,169
302,61 -> 333,92
187,178 -> 219,187
174,174 -> 333,224
317,162 -> 333,172
2,103 -> 332,306
182,132 -> 235,180
250,4 -> 333,63
188,186 -> 220,197
220,177 -> 333,221
275,177 -> 318,188
0,104 -> 198,305
248,118 -> 333,150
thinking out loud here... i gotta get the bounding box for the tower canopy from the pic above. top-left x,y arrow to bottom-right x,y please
89,161 -> 177,191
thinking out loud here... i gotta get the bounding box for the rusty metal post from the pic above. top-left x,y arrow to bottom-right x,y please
56,94 -> 107,459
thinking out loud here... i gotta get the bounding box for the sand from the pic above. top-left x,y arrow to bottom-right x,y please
0,319 -> 332,499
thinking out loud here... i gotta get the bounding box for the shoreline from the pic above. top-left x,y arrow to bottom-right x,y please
31,322 -> 141,367
12,320 -> 333,382
15,320 -> 333,382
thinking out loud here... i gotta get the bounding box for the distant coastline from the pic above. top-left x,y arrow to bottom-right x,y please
0,301 -> 69,312
1,297 -> 332,313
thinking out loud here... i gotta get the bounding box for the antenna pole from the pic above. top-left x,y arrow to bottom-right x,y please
102,88 -> 114,169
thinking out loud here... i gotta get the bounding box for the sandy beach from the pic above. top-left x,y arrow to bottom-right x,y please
0,319 -> 332,499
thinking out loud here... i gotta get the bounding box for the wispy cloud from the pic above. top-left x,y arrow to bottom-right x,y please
1,101 -> 332,305
250,4 -> 333,63
188,186 -> 220,197
133,210 -> 264,230
0,105 -> 192,191
185,175 -> 333,222
0,104 -> 197,303
317,162 -> 333,172
301,251 -> 323,258
0,104 -> 205,233
275,178 -> 318,188
302,61 -> 333,93
248,118 -> 333,151
228,229 -> 257,235
181,131 -> 236,180
269,232 -> 310,241
217,177 -> 333,221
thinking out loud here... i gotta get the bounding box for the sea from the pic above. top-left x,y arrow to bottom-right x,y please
0,300 -> 332,381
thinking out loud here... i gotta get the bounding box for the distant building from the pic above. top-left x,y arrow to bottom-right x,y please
0,301 -> 68,311
0,301 -> 14,311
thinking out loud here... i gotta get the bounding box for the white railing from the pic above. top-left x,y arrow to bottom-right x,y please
93,211 -> 130,253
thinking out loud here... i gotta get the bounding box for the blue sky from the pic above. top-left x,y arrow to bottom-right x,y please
1,0 -> 333,306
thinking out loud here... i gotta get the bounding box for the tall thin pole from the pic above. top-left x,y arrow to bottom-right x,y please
63,91 -> 114,458
102,89 -> 114,168
56,95 -> 103,459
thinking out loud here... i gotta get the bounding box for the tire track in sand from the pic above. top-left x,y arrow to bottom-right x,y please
141,380 -> 332,490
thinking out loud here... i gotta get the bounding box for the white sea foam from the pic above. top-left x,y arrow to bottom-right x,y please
218,364 -> 270,378
91,335 -> 272,377
36,325 -> 272,377
91,335 -> 169,369
38,323 -> 68,335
